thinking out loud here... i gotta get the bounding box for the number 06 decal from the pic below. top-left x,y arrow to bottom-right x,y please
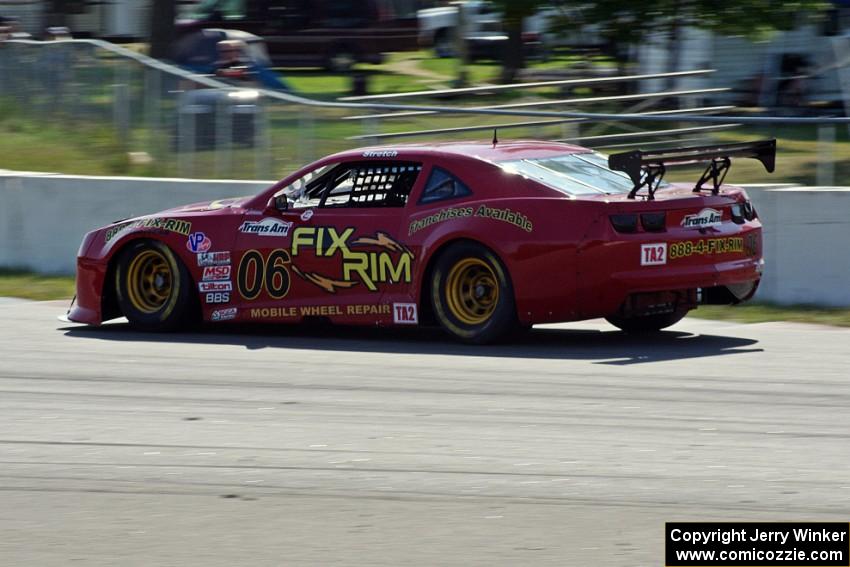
237,249 -> 292,300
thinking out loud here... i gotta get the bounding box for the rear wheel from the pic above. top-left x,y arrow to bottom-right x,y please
430,242 -> 516,344
605,309 -> 689,334
115,240 -> 195,331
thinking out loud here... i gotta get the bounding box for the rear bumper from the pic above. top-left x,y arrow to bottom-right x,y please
593,256 -> 763,318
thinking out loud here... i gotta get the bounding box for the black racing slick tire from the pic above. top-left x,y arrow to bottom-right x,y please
114,240 -> 195,331
605,309 -> 689,334
430,242 -> 517,344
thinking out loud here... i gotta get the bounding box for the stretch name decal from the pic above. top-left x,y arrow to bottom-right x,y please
362,150 -> 398,158
669,237 -> 744,259
105,218 -> 192,243
408,205 -> 533,235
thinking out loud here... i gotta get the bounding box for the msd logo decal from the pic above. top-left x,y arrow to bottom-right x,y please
641,243 -> 667,266
187,232 -> 212,253
202,265 -> 231,281
681,208 -> 722,229
239,218 -> 293,236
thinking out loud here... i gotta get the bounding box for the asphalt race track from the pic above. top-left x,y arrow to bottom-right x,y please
2,300 -> 849,566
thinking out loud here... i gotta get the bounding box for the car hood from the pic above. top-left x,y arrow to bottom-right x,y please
163,196 -> 253,213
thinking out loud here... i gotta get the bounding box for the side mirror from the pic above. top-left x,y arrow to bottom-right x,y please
266,194 -> 288,213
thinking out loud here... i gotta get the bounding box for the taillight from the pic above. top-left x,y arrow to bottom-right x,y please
610,214 -> 638,233
743,200 -> 757,220
640,212 -> 666,232
730,203 -> 745,224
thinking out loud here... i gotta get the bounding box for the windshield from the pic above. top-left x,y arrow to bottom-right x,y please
499,153 -> 652,196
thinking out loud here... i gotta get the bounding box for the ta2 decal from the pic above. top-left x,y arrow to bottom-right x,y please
641,243 -> 667,266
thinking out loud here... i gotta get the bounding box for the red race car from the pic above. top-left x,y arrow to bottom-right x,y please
67,139 -> 772,343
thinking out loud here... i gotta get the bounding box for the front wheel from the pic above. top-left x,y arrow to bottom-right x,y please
430,242 -> 517,344
605,309 -> 689,334
115,240 -> 195,331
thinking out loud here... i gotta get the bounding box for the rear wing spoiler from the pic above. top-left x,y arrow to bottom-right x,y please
608,139 -> 776,200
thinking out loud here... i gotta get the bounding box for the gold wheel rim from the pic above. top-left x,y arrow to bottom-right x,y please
445,258 -> 499,326
126,250 -> 173,314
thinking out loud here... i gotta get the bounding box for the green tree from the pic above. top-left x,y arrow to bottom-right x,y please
492,0 -> 546,83
556,0 -> 829,74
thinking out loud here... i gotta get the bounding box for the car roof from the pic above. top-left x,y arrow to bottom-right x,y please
328,140 -> 591,164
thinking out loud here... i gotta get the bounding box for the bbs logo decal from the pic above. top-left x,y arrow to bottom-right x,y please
202,265 -> 231,281
681,208 -> 722,229
239,218 -> 293,237
199,281 -> 232,293
197,251 -> 230,267
205,292 -> 230,304
187,232 -> 212,253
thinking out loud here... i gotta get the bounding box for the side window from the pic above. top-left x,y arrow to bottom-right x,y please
321,162 -> 422,208
418,167 -> 472,204
276,164 -> 331,209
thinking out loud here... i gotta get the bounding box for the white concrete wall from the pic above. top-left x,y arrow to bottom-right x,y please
744,184 -> 850,307
0,172 -> 848,307
0,171 -> 273,274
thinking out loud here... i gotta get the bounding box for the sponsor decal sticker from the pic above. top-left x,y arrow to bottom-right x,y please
104,217 -> 192,243
641,243 -> 667,266
205,292 -> 230,304
249,304 -> 391,319
408,205 -> 533,236
202,265 -> 231,281
362,150 -> 398,158
197,251 -> 231,267
300,209 -> 314,222
681,208 -> 722,229
290,228 -> 413,293
669,237 -> 745,259
186,232 -> 212,253
211,307 -> 237,321
199,281 -> 232,293
239,217 -> 293,237
393,303 -> 418,325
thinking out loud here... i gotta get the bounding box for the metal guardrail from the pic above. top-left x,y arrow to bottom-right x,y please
1,38 -> 848,183
337,69 -> 718,101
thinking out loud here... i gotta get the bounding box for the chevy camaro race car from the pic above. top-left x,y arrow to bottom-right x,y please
67,139 -> 772,343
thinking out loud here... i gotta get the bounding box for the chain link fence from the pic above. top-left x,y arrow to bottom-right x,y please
1,38 -> 848,183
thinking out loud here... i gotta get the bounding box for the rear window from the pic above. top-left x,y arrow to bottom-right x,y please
498,153 -> 638,196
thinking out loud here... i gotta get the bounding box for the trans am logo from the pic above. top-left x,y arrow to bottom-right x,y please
239,218 -> 293,237
681,208 -> 722,229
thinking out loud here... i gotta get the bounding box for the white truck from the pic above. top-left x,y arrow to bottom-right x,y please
417,1 -> 550,59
